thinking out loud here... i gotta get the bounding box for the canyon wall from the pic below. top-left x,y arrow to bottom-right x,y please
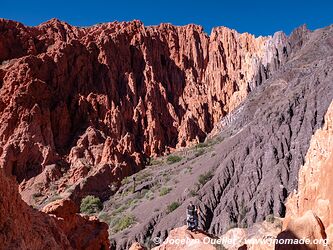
0,18 -> 292,203
279,103 -> 333,249
1,18 -> 332,250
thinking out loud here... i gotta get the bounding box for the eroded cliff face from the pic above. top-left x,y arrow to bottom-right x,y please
0,168 -> 109,249
279,102 -> 333,249
104,24 -> 332,250
0,18 -> 293,203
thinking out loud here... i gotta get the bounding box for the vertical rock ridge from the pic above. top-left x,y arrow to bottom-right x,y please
0,19 -> 304,204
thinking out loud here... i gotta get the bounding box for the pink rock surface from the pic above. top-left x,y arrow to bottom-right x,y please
0,18 -> 288,203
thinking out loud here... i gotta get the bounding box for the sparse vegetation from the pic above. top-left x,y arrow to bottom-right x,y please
144,190 -> 155,200
226,222 -> 238,231
275,220 -> 283,230
184,166 -> 193,174
195,142 -> 209,149
65,184 -> 76,193
98,212 -> 112,223
159,187 -> 172,196
194,148 -> 205,157
112,214 -> 136,233
198,170 -> 214,186
189,189 -> 198,197
163,175 -> 171,182
166,155 -> 182,164
207,136 -> 223,145
121,177 -> 130,185
214,243 -> 228,250
136,171 -> 151,182
47,194 -> 62,203
112,204 -> 128,215
189,182 -> 200,197
32,192 -> 43,199
80,195 -> 103,214
266,214 -> 275,223
240,220 -> 248,228
193,136 -> 223,151
147,157 -> 164,166
167,201 -> 180,214
80,177 -> 87,187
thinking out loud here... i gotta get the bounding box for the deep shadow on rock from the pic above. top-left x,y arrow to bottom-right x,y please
275,230 -> 312,250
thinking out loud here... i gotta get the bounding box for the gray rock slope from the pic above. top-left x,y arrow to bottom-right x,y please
106,24 -> 333,249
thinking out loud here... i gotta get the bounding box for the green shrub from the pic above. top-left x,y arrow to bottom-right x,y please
196,142 -> 209,149
112,204 -> 128,215
121,177 -> 130,185
198,170 -> 214,186
189,189 -> 198,197
266,214 -> 275,223
195,148 -> 205,157
47,194 -> 62,203
166,155 -> 182,164
112,214 -> 136,232
136,171 -> 151,182
144,190 -> 155,200
147,157 -> 164,166
32,192 -> 43,199
167,202 -> 180,214
98,212 -> 112,223
80,195 -> 103,214
159,187 -> 172,196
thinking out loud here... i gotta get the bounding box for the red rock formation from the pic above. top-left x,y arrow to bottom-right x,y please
0,168 -> 67,249
0,169 -> 109,249
42,199 -> 110,250
129,242 -> 147,250
0,166 -> 109,249
0,18 -> 290,204
279,102 -> 333,250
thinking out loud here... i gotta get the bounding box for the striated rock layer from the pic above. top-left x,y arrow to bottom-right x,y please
0,18 -> 294,203
279,102 -> 333,249
0,168 -> 109,249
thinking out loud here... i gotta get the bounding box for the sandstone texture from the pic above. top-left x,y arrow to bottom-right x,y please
278,102 -> 333,250
151,226 -> 217,250
129,242 -> 147,250
0,18 -> 291,205
0,168 -> 71,249
42,198 -> 110,250
0,167 -> 108,249
221,218 -> 283,250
